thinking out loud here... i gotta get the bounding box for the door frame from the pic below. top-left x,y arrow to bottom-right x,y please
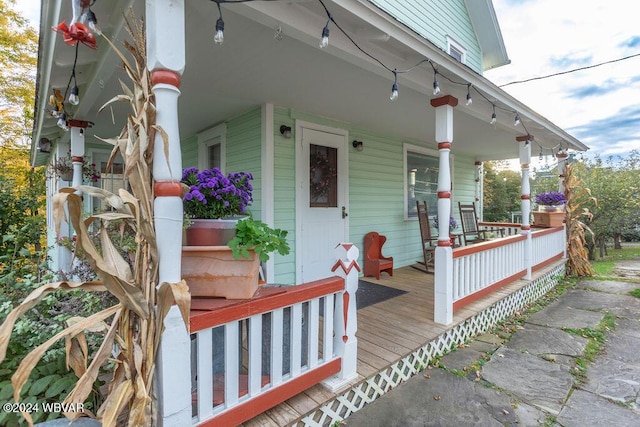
295,120 -> 350,283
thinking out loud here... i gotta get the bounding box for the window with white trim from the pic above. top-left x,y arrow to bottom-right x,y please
404,144 -> 440,219
447,36 -> 466,64
198,123 -> 226,171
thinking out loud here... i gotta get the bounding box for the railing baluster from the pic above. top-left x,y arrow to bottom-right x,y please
271,308 -> 284,385
291,303 -> 303,376
323,295 -> 334,362
196,330 -> 213,419
248,314 -> 262,397
225,322 -> 239,407
308,298 -> 319,368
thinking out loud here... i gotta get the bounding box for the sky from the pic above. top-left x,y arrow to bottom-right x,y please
486,0 -> 640,159
15,1 -> 640,159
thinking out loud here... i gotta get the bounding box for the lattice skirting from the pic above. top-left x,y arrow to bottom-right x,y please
295,262 -> 566,427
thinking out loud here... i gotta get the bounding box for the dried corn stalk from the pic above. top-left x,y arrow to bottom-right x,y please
0,13 -> 190,426
565,163 -> 597,277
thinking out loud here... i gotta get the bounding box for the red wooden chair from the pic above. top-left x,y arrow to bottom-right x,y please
363,232 -> 394,279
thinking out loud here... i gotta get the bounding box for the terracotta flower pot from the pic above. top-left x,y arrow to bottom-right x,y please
181,246 -> 260,299
185,218 -> 239,246
533,211 -> 564,227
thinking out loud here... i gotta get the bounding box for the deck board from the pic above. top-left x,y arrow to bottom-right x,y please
237,261 -> 563,426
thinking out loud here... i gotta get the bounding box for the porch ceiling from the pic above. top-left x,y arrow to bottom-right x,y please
32,0 -> 587,166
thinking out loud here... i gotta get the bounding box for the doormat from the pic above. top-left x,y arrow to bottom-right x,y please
356,280 -> 407,310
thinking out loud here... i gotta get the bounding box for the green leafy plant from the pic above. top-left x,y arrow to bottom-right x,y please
228,218 -> 290,263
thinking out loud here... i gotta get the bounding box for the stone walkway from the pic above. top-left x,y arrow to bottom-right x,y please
343,263 -> 640,426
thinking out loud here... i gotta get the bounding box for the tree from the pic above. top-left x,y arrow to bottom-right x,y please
0,0 -> 37,149
483,161 -> 522,222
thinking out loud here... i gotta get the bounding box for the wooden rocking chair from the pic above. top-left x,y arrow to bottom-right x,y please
415,201 -> 439,273
458,202 -> 505,245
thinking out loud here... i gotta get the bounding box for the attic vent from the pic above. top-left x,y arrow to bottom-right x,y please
447,36 -> 466,64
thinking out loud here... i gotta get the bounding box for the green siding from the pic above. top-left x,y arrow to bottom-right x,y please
369,0 -> 483,73
180,135 -> 198,168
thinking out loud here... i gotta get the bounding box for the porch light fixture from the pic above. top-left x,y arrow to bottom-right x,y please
319,19 -> 330,48
432,70 -> 441,96
465,84 -> 472,106
352,140 -> 363,151
280,125 -> 292,139
213,2 -> 225,45
38,138 -> 52,154
514,113 -> 521,126
490,105 -> 497,125
390,70 -> 398,101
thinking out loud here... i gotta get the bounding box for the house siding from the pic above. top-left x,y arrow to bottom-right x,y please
181,107 -> 478,284
368,0 -> 483,73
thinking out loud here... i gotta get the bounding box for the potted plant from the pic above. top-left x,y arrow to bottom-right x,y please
52,151 -> 101,183
181,167 -> 291,298
181,167 -> 253,245
433,215 -> 460,245
533,191 -> 566,227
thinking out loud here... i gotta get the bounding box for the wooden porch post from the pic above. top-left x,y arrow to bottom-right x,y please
146,1 -> 191,425
324,243 -> 360,391
431,95 -> 458,325
517,135 -> 532,279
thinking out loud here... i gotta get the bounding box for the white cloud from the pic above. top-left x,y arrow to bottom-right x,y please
486,0 -> 640,157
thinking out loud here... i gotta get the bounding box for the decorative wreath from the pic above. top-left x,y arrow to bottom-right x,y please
310,152 -> 337,201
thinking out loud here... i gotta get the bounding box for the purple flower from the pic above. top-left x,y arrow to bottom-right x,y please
535,191 -> 566,206
182,167 -> 254,219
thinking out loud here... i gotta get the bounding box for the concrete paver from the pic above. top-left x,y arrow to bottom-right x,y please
344,259 -> 640,426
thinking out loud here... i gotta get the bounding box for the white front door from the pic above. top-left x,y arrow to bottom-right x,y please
296,124 -> 349,284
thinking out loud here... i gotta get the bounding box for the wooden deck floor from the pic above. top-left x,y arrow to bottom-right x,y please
241,261 -> 563,426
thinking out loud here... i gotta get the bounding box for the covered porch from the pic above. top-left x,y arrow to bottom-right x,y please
185,225 -> 566,426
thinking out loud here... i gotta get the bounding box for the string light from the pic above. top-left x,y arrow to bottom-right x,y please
320,17 -> 330,48
390,70 -> 398,101
214,2 -> 225,45
57,112 -> 68,130
514,113 -> 521,126
69,84 -> 80,105
490,105 -> 497,125
432,70 -> 441,95
539,146 -> 543,160
465,84 -> 472,106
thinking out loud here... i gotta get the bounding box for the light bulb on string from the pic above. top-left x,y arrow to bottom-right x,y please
490,105 -> 497,125
390,70 -> 398,101
57,112 -> 68,131
319,19 -> 330,48
69,85 -> 79,105
213,2 -> 224,45
432,71 -> 441,96
465,84 -> 472,106
514,113 -> 521,126
539,147 -> 543,161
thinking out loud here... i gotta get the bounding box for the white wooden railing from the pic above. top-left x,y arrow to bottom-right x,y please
185,243 -> 360,426
531,226 -> 566,270
479,222 -> 522,237
451,234 -> 527,309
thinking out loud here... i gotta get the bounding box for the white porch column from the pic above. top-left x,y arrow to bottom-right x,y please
557,151 -> 568,193
324,243 -> 360,391
69,120 -> 89,193
146,1 -> 190,425
431,95 -> 458,325
518,135 -> 532,279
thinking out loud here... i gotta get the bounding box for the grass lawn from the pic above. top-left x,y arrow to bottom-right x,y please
591,243 -> 640,277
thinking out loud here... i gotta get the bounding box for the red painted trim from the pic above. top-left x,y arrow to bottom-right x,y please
437,142 -> 451,150
437,191 -> 451,198
478,222 -> 520,228
71,156 -> 84,163
154,181 -> 183,197
521,163 -> 530,169
453,234 -> 526,258
521,194 -> 530,200
556,153 -> 568,159
67,119 -> 91,128
521,225 -> 531,230
152,70 -> 181,88
533,253 -> 563,271
453,269 -> 527,311
331,259 -> 361,274
190,277 -> 344,332
531,226 -> 564,238
195,359 -> 341,427
438,240 -> 452,247
430,95 -> 459,107
342,291 -> 349,343
474,161 -> 482,166
516,134 -> 534,142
